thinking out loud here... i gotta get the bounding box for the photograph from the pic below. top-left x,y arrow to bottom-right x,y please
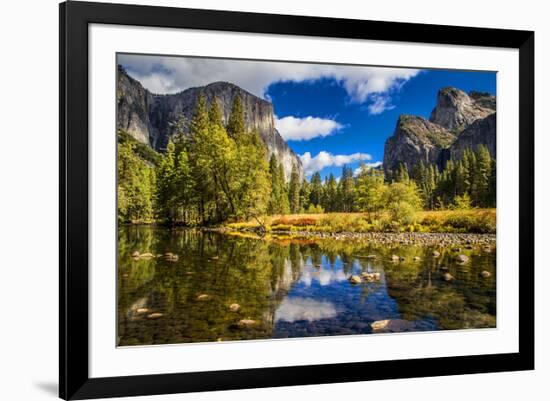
116,53 -> 497,346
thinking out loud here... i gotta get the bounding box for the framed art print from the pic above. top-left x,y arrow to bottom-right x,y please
60,1 -> 534,399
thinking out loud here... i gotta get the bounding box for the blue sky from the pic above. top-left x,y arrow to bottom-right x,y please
119,54 -> 496,179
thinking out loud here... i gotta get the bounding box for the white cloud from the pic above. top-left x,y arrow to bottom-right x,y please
300,151 -> 372,176
353,162 -> 383,176
118,54 -> 419,111
367,95 -> 395,115
275,116 -> 343,141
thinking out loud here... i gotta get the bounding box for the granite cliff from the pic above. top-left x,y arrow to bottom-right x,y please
384,87 -> 496,174
117,66 -> 303,181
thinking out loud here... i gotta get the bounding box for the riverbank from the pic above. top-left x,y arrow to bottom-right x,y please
204,227 -> 496,247
225,209 -> 496,235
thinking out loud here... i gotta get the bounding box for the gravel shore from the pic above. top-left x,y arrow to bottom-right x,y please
206,227 -> 496,247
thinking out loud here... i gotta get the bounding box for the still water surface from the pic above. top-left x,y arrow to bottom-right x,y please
118,226 -> 496,346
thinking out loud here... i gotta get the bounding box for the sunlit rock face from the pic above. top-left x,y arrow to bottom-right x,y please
383,115 -> 456,173
116,66 -> 303,181
429,87 -> 495,131
116,66 -> 156,145
383,87 -> 496,174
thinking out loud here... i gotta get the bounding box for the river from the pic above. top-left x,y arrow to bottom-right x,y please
117,226 -> 496,346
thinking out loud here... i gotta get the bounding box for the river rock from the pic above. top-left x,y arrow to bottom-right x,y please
238,319 -> 257,327
443,273 -> 454,281
371,319 -> 415,333
229,303 -> 240,312
390,255 -> 400,262
136,308 -> 149,314
139,252 -> 154,259
165,253 -> 179,262
456,254 -> 470,264
196,294 -> 210,301
349,275 -> 362,285
361,272 -> 380,282
432,251 -> 441,257
131,251 -> 140,258
414,256 -> 421,261
440,266 -> 449,271
147,313 -> 163,319
481,270 -> 491,278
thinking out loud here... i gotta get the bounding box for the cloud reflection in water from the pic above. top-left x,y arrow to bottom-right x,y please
275,297 -> 338,323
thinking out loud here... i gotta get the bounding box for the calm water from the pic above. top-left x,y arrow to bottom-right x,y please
117,226 -> 496,346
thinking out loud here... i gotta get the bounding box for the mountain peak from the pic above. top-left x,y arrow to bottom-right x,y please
429,86 -> 495,131
116,69 -> 302,181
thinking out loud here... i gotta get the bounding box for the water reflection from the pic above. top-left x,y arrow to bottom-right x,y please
118,227 -> 496,346
275,297 -> 338,323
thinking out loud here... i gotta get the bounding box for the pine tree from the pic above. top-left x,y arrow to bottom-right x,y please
471,145 -> 492,207
394,162 -> 410,183
288,164 -> 301,213
339,165 -> 355,212
226,95 -> 245,140
299,179 -> 310,212
309,172 -> 323,206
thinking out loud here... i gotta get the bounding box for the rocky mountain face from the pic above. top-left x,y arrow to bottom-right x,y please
383,115 -> 456,172
429,87 -> 495,131
384,87 -> 496,174
450,112 -> 496,160
116,66 -> 303,181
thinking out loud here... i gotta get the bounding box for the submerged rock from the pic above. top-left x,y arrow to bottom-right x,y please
443,273 -> 454,281
136,308 -> 149,314
238,319 -> 257,327
390,255 -> 400,262
229,303 -> 240,312
456,254 -> 470,264
196,294 -> 211,301
147,313 -> 163,319
481,270 -> 492,278
413,256 -> 421,261
432,251 -> 441,257
361,272 -> 381,282
131,251 -> 140,258
371,319 -> 415,333
349,275 -> 362,285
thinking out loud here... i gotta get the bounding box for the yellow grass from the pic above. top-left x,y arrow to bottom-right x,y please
225,209 -> 496,234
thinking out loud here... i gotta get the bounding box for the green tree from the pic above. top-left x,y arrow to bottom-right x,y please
288,164 -> 301,213
356,166 -> 387,220
394,162 -> 410,183
309,172 -> 323,206
385,181 -> 422,227
299,179 -> 310,212
471,145 -> 492,207
118,141 -> 155,222
339,165 -> 355,212
226,95 -> 245,140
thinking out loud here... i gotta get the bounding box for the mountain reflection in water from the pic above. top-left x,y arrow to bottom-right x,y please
118,227 -> 496,346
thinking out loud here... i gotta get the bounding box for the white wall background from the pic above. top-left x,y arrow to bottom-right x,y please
0,0 -> 546,400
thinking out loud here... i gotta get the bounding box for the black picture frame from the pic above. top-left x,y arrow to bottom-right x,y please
59,1 -> 534,399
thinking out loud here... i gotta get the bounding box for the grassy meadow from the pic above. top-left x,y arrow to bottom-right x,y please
225,209 -> 496,234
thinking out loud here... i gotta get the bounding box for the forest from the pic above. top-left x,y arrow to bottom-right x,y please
117,93 -> 496,231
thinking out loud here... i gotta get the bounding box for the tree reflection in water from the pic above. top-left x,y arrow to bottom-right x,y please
118,227 -> 496,346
